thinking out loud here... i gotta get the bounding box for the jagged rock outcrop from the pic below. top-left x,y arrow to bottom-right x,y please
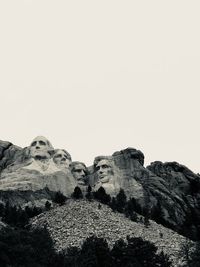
88,148 -> 200,240
146,161 -> 200,239
0,188 -> 55,208
0,138 -> 200,241
88,149 -> 145,198
0,141 -> 27,171
31,199 -> 189,267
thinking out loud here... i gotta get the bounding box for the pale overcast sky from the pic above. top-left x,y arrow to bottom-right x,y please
0,1 -> 199,173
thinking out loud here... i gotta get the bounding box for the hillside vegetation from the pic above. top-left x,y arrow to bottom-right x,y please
31,199 -> 187,266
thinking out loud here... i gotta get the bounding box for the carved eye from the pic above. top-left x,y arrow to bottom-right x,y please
31,141 -> 37,146
39,141 -> 46,146
55,154 -> 62,158
74,169 -> 85,174
102,164 -> 109,169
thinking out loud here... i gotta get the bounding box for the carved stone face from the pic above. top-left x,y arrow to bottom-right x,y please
53,149 -> 71,168
30,136 -> 53,159
96,159 -> 113,180
71,163 -> 87,185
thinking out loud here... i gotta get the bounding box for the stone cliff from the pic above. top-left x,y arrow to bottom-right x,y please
0,138 -> 200,241
0,137 -> 76,196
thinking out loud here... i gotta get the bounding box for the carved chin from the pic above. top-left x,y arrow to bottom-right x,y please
100,176 -> 110,183
77,180 -> 85,185
57,162 -> 69,167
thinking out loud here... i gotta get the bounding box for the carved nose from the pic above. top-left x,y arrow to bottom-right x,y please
36,146 -> 40,149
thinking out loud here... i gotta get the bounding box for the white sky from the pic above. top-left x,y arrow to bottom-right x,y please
0,1 -> 200,173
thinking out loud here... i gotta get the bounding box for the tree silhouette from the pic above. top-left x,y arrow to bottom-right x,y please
78,235 -> 112,267
72,186 -> 83,199
45,201 -> 51,210
93,187 -> 111,205
53,191 -> 67,205
0,226 -> 58,267
110,197 -> 117,211
115,189 -> 127,213
124,199 -> 139,222
85,185 -> 92,201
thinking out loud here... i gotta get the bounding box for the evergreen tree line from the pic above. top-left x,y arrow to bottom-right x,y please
0,226 -> 172,267
69,186 -> 143,223
1,189 -> 200,266
0,187 -> 146,228
60,235 -> 172,267
0,195 -> 200,266
0,195 -> 172,267
0,202 -> 43,228
70,186 -> 200,233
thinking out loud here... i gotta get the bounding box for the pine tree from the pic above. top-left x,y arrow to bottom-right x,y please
110,239 -> 127,267
45,201 -> 51,210
72,187 -> 83,199
125,236 -> 171,267
115,189 -> 127,213
78,235 -> 112,267
144,214 -> 150,228
110,197 -> 117,211
54,191 -> 67,205
0,226 -> 59,267
93,187 -> 111,205
17,207 -> 29,227
85,185 -> 92,201
189,241 -> 200,266
157,251 -> 172,267
65,246 -> 80,267
124,199 -> 139,222
0,203 -> 4,217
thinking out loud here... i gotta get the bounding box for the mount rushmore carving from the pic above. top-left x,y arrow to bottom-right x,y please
0,135 -> 200,240
0,136 -> 124,196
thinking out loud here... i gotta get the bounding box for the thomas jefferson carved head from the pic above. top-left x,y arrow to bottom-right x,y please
53,149 -> 72,168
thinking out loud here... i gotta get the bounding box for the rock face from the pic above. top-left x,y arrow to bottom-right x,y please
0,141 -> 28,171
88,148 -> 200,240
0,138 -> 200,240
0,137 -> 76,197
0,188 -> 55,208
146,161 -> 200,239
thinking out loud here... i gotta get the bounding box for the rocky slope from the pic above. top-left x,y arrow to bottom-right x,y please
87,148 -> 200,240
31,199 -> 189,267
0,139 -> 200,241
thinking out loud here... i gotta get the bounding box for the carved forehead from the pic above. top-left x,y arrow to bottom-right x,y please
30,136 -> 53,148
73,163 -> 86,170
53,149 -> 72,160
54,149 -> 66,155
71,161 -> 87,171
96,159 -> 112,168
